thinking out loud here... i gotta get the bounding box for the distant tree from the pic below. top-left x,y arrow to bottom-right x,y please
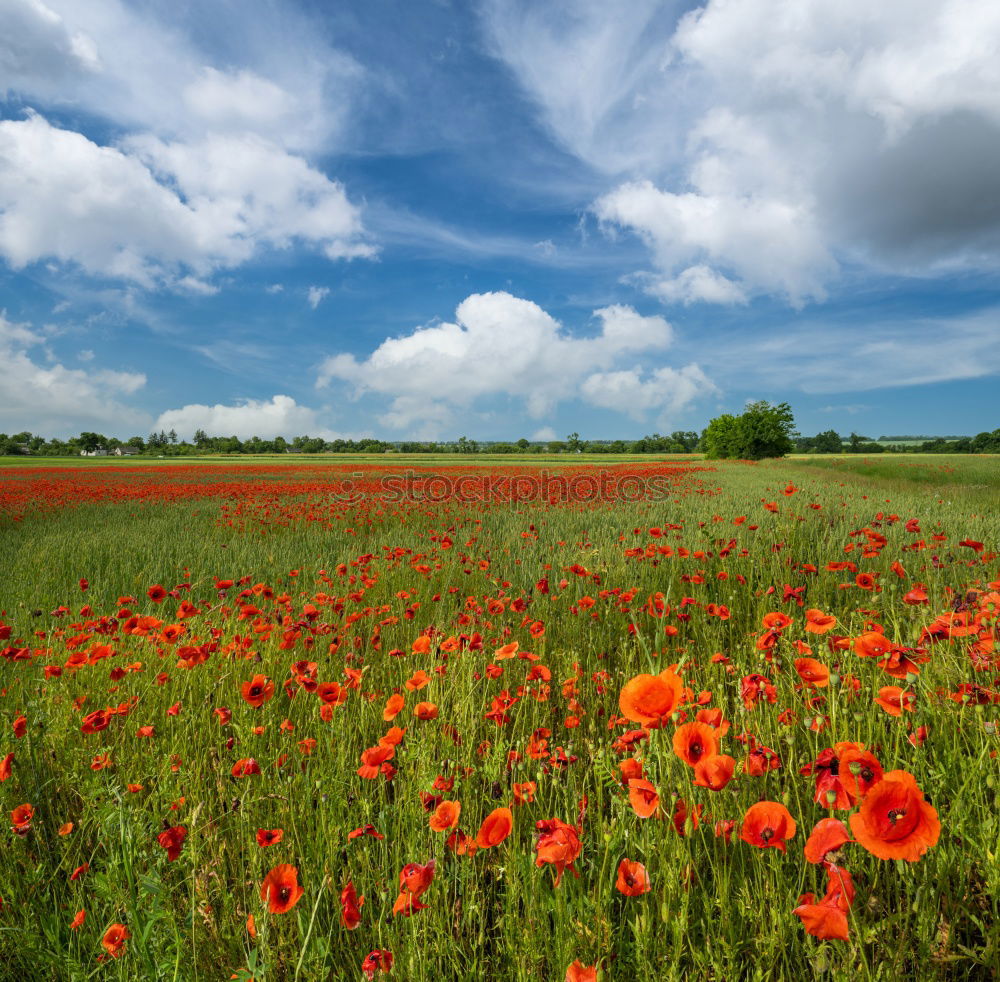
168,428 -> 178,444
566,432 -> 584,453
704,402 -> 796,460
516,438 -> 530,450
702,414 -> 741,459
78,431 -> 104,453
812,429 -> 843,453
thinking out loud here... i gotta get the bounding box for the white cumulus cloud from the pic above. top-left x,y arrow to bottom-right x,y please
0,311 -> 149,435
316,291 -> 713,435
0,0 -> 372,288
154,394 -> 339,441
488,0 -> 1000,305
0,114 -> 373,285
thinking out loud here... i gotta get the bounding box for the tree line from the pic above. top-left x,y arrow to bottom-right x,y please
1,415 -> 997,458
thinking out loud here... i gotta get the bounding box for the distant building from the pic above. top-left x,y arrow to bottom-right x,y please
79,447 -> 109,457
114,446 -> 140,456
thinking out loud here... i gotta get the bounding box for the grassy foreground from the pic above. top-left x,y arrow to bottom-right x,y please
0,456 -> 998,981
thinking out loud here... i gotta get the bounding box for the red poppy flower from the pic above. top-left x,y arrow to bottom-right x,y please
476,806 -> 514,848
361,949 -> 393,979
231,758 -> 261,778
0,752 -> 13,782
794,658 -> 830,688
805,609 -> 836,634
260,864 -> 304,914
429,800 -> 461,832
340,881 -> 364,930
382,693 -> 405,721
147,585 -> 167,603
793,866 -> 856,941
848,770 -> 940,861
803,818 -> 852,864
241,674 -> 274,708
672,721 -> 718,767
618,669 -> 683,728
627,778 -> 659,818
413,701 -> 438,720
70,910 -> 86,931
157,825 -> 187,861
11,802 -> 33,835
615,858 -> 651,896
535,818 -> 582,886
102,923 -> 129,958
740,801 -> 797,852
256,828 -> 284,847
693,753 -> 736,791
874,686 -> 915,717
565,962 -> 598,982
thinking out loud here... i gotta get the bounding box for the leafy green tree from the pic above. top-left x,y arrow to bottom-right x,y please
566,432 -> 583,453
812,429 -> 843,453
702,414 -> 741,459
704,402 -> 796,460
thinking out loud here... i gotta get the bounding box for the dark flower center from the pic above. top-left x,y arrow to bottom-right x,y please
887,808 -> 907,825
760,827 -> 774,842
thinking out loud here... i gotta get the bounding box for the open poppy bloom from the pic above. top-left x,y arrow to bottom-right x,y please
804,609 -> 837,634
362,949 -> 393,979
619,669 -> 683,728
157,825 -> 187,861
794,658 -> 830,688
413,701 -> 439,721
874,686 -> 916,717
615,858 -> 651,896
382,693 -> 405,721
393,859 -> 435,916
793,866 -> 856,941
261,864 -> 304,914
231,758 -> 261,778
672,721 -> 719,767
693,753 -> 736,791
240,674 -> 274,708
565,962 -> 598,982
476,806 -> 514,848
101,923 -> 129,958
256,828 -> 284,847
11,803 -> 33,835
740,801 -> 797,852
848,770 -> 940,861
803,818 -> 852,864
535,818 -> 582,886
627,778 -> 659,818
429,800 -> 461,831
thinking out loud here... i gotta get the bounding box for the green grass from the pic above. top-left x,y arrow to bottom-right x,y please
0,456 -> 998,980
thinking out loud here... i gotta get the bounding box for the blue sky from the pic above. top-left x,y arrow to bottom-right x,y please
1,0 -> 999,441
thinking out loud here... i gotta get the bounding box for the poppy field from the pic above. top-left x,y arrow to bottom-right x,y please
0,455 -> 998,981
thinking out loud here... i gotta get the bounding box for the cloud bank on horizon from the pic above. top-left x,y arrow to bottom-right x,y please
1,0 -> 998,439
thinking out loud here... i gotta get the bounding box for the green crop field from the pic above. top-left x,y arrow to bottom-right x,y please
0,456 -> 997,980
